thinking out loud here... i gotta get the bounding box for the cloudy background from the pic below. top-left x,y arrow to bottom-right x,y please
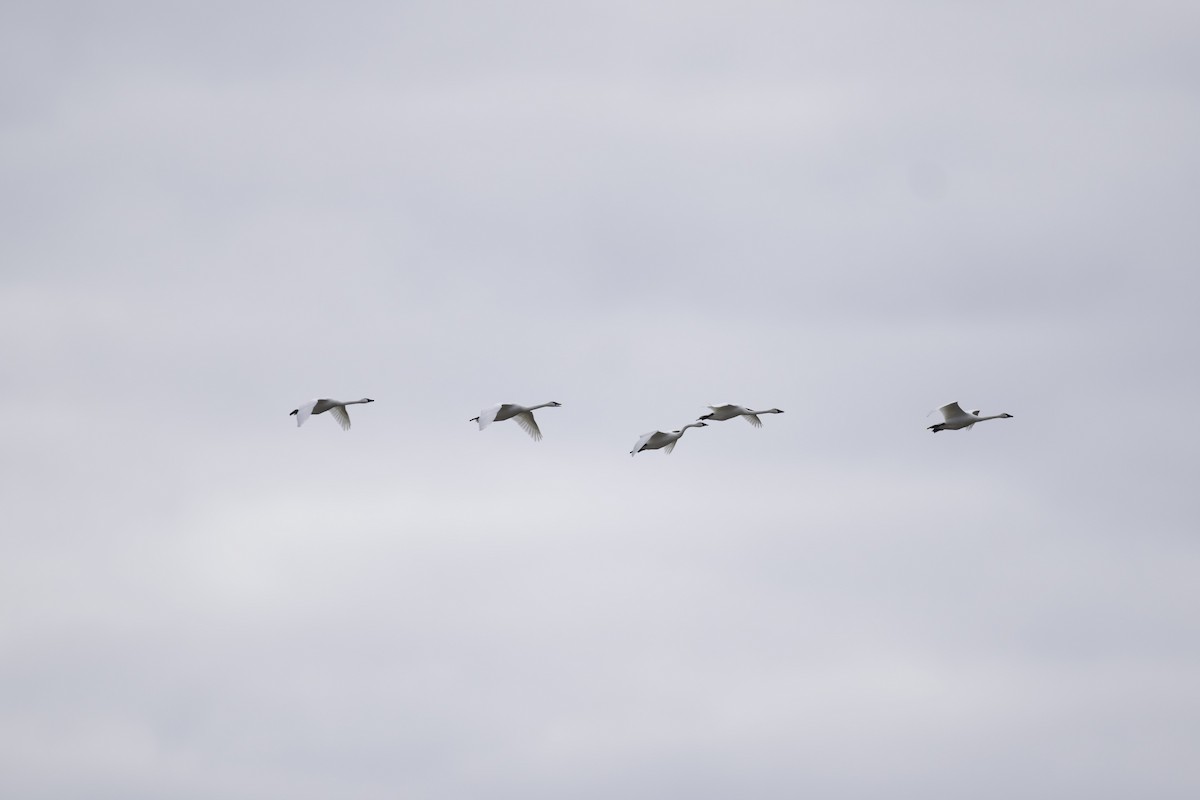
3,1 -> 1199,797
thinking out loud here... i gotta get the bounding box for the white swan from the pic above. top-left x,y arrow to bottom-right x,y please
630,422 -> 708,456
928,401 -> 1013,432
698,404 -> 784,428
290,398 -> 374,430
470,401 -> 562,441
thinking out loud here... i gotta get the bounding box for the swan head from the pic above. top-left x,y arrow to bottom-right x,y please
361,398 -> 375,403
547,401 -> 562,407
999,412 -> 1013,418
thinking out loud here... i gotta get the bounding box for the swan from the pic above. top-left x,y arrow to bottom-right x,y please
290,398 -> 374,430
630,422 -> 707,456
928,401 -> 1013,432
698,404 -> 784,428
470,401 -> 562,441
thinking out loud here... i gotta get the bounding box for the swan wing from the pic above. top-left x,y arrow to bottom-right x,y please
475,404 -> 503,430
312,398 -> 340,414
294,399 -> 317,427
631,432 -> 657,455
939,402 -> 968,421
741,412 -> 763,428
329,404 -> 352,431
706,404 -> 741,420
662,436 -> 679,455
513,411 -> 543,441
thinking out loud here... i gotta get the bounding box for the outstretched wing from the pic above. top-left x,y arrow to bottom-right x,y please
705,404 -> 741,421
329,405 -> 352,431
939,402 -> 967,421
294,399 -> 317,427
741,412 -> 763,428
662,436 -> 679,455
631,432 -> 656,455
475,404 -> 503,430
513,411 -> 543,441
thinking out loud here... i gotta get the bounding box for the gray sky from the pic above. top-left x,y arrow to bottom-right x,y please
3,2 -> 1199,798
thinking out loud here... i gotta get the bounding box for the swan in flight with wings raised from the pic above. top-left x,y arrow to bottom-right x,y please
630,422 -> 707,456
290,398 -> 374,430
927,401 -> 1013,432
698,404 -> 784,428
470,401 -> 562,441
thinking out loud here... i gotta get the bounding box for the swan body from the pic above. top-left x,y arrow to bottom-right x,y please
928,401 -> 1013,433
470,401 -> 562,441
630,422 -> 707,456
698,404 -> 784,428
290,397 -> 374,430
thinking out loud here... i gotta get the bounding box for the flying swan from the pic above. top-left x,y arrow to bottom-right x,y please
290,398 -> 375,430
698,404 -> 784,428
927,401 -> 1013,433
470,401 -> 562,441
630,422 -> 708,456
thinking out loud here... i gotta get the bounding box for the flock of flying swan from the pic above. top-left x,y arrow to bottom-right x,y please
289,398 -> 1014,447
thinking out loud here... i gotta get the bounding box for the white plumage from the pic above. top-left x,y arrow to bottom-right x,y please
470,401 -> 562,441
630,422 -> 708,456
927,401 -> 1013,432
290,398 -> 375,430
698,404 -> 784,428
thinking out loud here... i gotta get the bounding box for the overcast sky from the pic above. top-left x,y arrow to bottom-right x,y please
3,2 -> 1199,798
